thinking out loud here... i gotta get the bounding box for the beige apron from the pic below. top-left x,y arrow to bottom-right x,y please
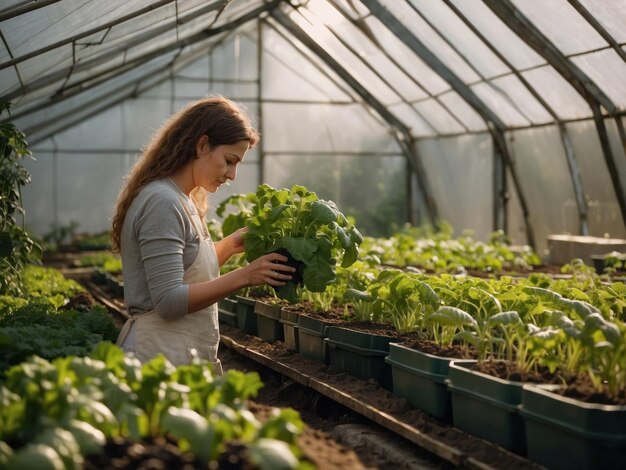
116,196 -> 222,375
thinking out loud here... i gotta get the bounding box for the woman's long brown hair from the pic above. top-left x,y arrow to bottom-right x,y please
110,96 -> 259,253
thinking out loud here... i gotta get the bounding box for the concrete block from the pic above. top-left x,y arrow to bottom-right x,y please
547,234 -> 626,266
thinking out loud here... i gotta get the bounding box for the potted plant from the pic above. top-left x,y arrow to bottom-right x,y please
254,296 -> 285,342
339,269 -> 440,391
221,184 -> 362,304
519,310 -> 625,469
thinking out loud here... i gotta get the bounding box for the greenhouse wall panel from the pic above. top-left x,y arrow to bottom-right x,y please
262,102 -> 399,154
565,120 -> 626,238
264,153 -> 407,237
508,126 -> 581,255
417,134 -> 493,242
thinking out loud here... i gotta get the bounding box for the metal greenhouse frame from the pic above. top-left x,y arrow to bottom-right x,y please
1,0 -> 625,255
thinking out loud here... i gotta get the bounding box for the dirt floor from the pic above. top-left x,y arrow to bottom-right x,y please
218,325 -> 543,470
219,346 -> 451,470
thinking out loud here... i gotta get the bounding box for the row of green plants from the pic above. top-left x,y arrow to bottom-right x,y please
359,222 -> 542,274
236,251 -> 626,399
0,343 -> 310,469
338,263 -> 625,397
0,265 -> 119,376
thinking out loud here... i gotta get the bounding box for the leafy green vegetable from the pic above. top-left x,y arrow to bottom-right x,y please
221,184 -> 362,303
0,344 -> 308,466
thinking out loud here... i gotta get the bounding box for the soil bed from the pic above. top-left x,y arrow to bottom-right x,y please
220,324 -> 541,470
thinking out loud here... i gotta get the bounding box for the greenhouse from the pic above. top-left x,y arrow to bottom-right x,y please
1,1 -> 625,469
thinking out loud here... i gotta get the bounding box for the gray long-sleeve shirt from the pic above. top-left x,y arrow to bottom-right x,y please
121,178 -> 205,319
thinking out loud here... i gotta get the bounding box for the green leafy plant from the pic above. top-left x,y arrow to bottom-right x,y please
0,102 -> 41,295
224,184 -> 363,303
0,344 -> 309,468
345,269 -> 441,334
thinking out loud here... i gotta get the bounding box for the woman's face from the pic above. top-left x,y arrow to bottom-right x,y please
195,137 -> 249,192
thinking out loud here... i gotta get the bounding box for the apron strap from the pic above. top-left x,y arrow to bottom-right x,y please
115,310 -> 154,346
178,195 -> 209,241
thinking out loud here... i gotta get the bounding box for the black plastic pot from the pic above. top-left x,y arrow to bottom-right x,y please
233,295 -> 257,336
273,247 -> 304,286
297,314 -> 332,364
217,297 -> 238,327
326,326 -> 397,391
254,300 -> 284,342
279,308 -> 300,352
385,342 -> 454,422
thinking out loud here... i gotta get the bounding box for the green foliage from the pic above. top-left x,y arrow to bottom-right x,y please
74,231 -> 110,251
219,184 -> 363,303
361,223 -> 542,274
0,265 -> 118,375
0,344 -> 307,467
78,252 -> 121,272
266,153 -> 407,238
0,102 -> 41,295
0,303 -> 119,375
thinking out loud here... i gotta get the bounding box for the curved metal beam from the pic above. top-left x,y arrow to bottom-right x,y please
270,6 -> 437,226
484,0 -> 626,230
567,0 -> 626,65
1,0 -> 280,103
361,0 -> 535,247
444,0 -> 589,235
0,0 -> 61,22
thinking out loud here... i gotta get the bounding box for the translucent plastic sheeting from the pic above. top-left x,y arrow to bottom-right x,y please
571,49 -> 626,108
264,153 -> 408,237
413,99 -> 465,135
310,0 -> 427,103
378,0 -> 480,84
450,0 -> 545,70
261,25 -> 351,102
261,102 -> 400,154
262,19 -> 357,101
288,6 -> 399,106
565,120 -> 626,238
15,52 -> 178,141
3,1 -> 165,57
437,91 -> 487,133
22,149 -> 138,236
409,0 -> 510,79
507,126 -> 581,254
387,102 -> 437,138
478,75 -> 553,126
580,0 -> 626,42
20,149 -> 56,237
521,66 -> 592,120
416,133 -> 494,242
2,1 -> 179,95
511,0 -> 607,56
210,32 -> 259,81
470,82 -> 530,128
505,167 -> 530,250
363,16 -> 450,96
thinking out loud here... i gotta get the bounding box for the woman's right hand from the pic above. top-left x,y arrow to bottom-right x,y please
242,252 -> 296,287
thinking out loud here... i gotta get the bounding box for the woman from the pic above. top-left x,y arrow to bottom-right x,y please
110,96 -> 294,373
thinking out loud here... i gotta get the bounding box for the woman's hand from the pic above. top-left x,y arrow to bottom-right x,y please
225,227 -> 247,254
215,227 -> 247,265
243,252 -> 295,287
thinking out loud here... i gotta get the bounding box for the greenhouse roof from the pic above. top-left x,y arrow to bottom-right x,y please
1,0 -> 625,252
